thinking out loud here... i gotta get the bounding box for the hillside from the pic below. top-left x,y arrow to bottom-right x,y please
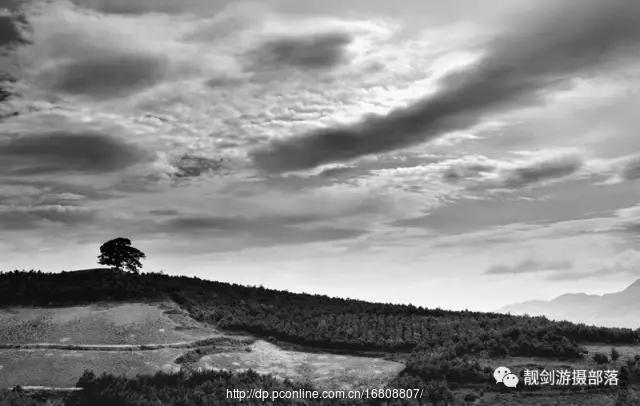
0,300 -> 399,390
2,269 -> 640,405
500,279 -> 640,328
3,269 -> 636,355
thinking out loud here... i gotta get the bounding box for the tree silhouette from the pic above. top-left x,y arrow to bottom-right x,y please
98,237 -> 145,274
612,347 -> 620,363
593,352 -> 609,365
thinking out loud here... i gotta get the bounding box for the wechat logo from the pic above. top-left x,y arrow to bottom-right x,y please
494,366 -> 519,388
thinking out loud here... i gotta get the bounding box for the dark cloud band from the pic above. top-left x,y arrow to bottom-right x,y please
501,155 -> 583,189
70,0 -> 230,15
250,31 -> 353,70
45,53 -> 167,99
251,0 -> 640,172
0,131 -> 151,174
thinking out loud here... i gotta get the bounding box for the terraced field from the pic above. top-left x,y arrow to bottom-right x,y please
0,301 -> 406,390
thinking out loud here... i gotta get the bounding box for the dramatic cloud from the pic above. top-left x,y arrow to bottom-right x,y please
250,31 -> 353,70
173,155 -> 225,179
1,0 -> 639,308
0,131 -> 151,174
252,0 -> 640,172
485,259 -> 573,275
43,52 -> 167,98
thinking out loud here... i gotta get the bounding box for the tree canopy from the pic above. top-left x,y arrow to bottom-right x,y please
97,237 -> 145,274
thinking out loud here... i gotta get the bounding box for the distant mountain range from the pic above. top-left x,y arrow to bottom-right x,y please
499,279 -> 640,329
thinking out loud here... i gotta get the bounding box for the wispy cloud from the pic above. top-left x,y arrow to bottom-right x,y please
0,205 -> 97,230
485,259 -> 573,275
547,250 -> 640,281
153,214 -> 368,251
440,152 -> 584,189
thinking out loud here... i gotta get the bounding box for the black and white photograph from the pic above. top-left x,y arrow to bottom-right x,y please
1,0 -> 640,404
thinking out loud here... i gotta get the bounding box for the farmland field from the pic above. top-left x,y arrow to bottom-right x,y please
0,301 -> 219,345
0,301 -> 407,390
192,339 -> 405,391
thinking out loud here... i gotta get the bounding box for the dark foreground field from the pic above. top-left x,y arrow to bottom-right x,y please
1,269 -> 640,405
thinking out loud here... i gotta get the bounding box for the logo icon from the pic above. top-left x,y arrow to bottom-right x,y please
503,373 -> 519,388
493,366 -> 511,383
493,366 -> 519,388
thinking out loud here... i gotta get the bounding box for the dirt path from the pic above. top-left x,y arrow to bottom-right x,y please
0,335 -> 252,351
13,386 -> 82,392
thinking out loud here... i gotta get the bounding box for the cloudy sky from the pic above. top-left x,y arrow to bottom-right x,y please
1,0 -> 639,311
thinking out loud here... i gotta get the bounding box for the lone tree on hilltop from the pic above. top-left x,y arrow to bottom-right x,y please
98,237 -> 145,274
